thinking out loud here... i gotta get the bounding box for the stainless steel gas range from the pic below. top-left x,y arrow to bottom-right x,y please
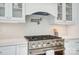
25,35 -> 64,55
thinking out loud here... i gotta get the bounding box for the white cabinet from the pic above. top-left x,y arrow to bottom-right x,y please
65,39 -> 79,55
10,3 -> 25,23
0,3 -> 25,23
56,3 -> 74,25
0,44 -> 28,55
16,44 -> 28,55
65,40 -> 75,55
0,45 -> 16,55
0,3 -> 8,20
0,3 -> 5,17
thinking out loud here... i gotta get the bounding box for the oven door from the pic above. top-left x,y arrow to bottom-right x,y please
29,49 -> 54,55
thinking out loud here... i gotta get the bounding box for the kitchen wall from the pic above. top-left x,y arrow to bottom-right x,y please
67,25 -> 79,39
0,23 -> 26,39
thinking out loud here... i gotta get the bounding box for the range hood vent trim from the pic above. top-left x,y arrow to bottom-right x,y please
32,11 -> 51,16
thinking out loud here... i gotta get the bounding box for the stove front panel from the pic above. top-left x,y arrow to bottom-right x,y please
29,39 -> 64,49
28,39 -> 64,55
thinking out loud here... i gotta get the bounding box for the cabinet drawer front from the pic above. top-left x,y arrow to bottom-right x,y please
0,46 -> 16,55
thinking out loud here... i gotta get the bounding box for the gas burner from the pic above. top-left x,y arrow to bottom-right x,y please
24,35 -> 62,41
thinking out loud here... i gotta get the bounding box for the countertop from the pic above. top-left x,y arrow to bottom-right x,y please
0,36 -> 78,46
0,38 -> 28,46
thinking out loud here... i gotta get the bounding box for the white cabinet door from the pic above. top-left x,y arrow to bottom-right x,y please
65,39 -> 79,55
16,44 -> 28,55
0,3 -> 8,21
0,3 -> 25,23
56,3 -> 78,25
55,3 -> 64,24
65,3 -> 77,25
56,3 -> 73,25
10,3 -> 25,23
0,45 -> 16,55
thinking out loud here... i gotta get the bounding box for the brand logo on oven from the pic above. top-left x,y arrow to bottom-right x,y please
31,18 -> 42,24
